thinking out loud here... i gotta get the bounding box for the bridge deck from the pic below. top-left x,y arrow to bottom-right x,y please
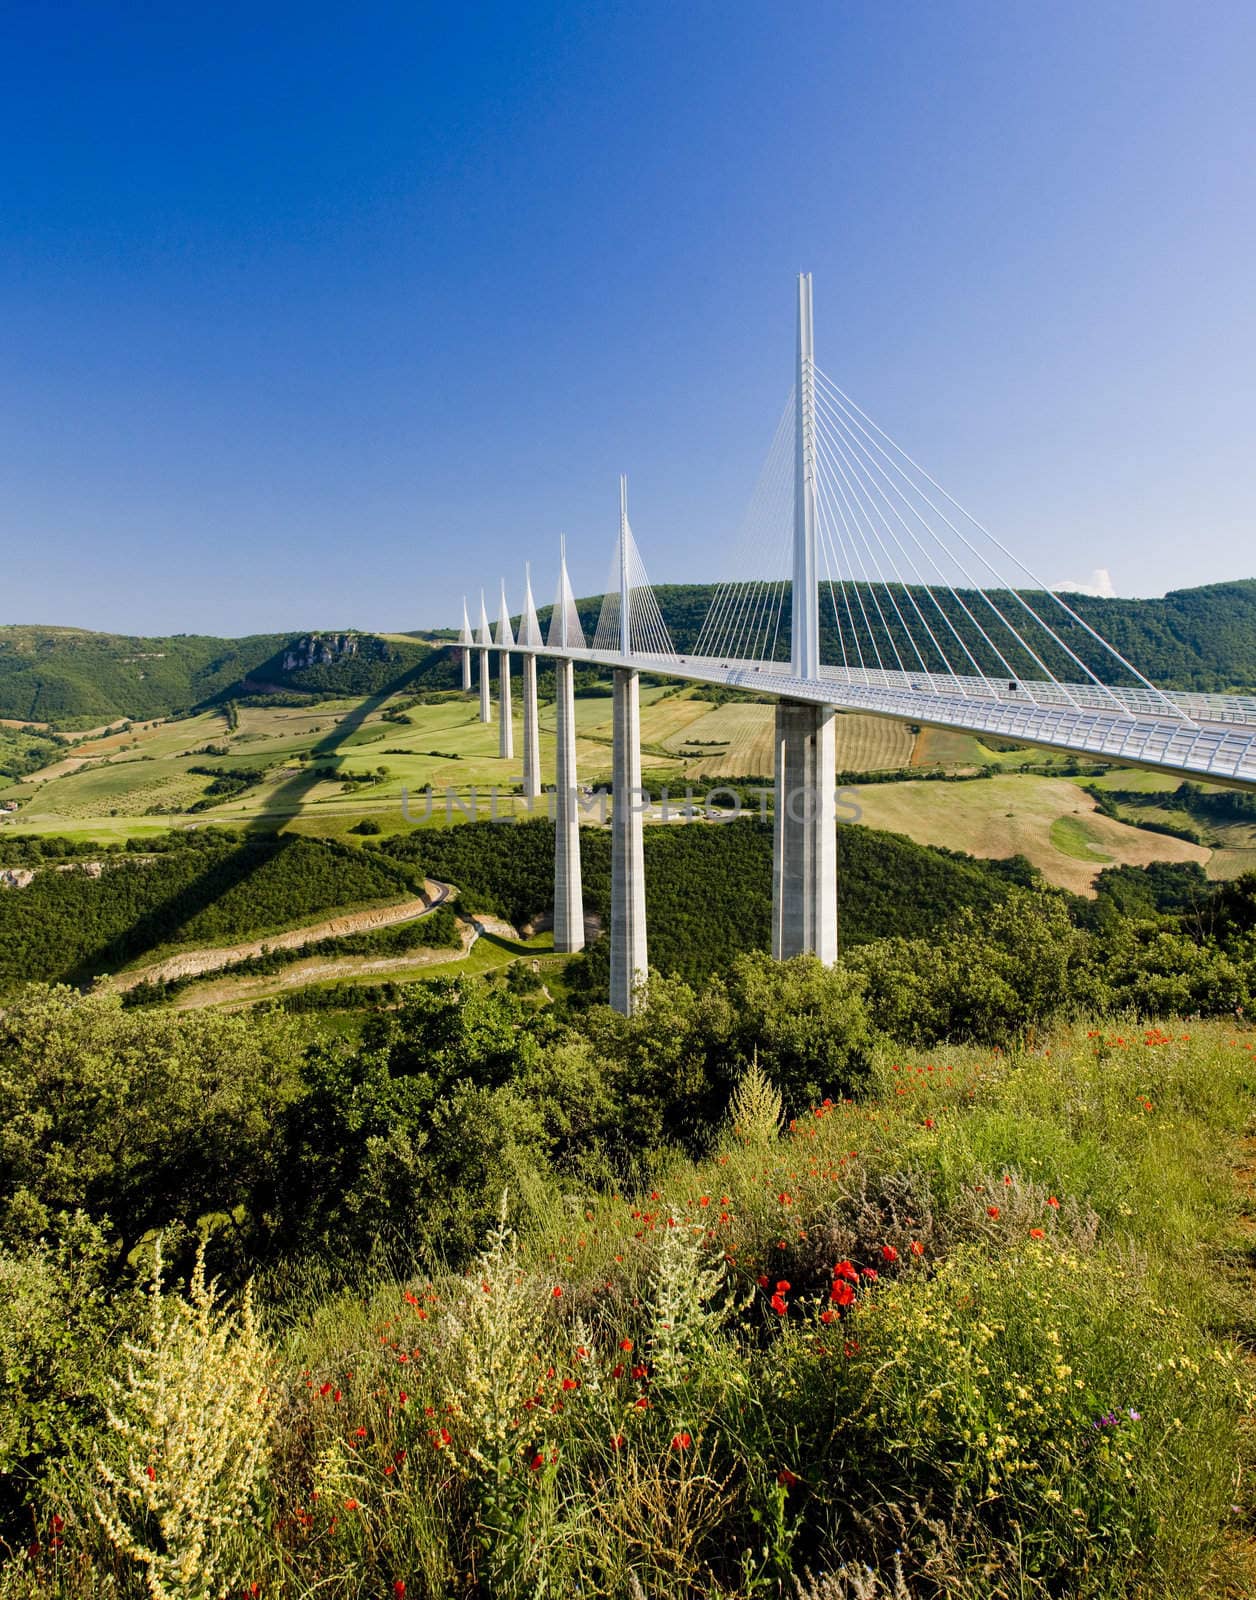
511,645 -> 1256,787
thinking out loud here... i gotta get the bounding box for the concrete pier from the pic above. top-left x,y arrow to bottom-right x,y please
478,649 -> 491,723
521,653 -> 541,800
461,649 -> 472,692
610,666 -> 648,1013
553,657 -> 584,952
498,651 -> 513,760
772,699 -> 837,962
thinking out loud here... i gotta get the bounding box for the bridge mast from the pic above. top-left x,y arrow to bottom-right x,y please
792,273 -> 819,678
610,476 -> 648,1013
774,273 -> 837,963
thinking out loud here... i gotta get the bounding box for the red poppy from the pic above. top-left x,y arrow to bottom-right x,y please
777,1467 -> 799,1488
757,1274 -> 770,1288
552,1286 -> 563,1299
395,1583 -> 407,1598
619,1337 -> 634,1351
671,1432 -> 692,1450
433,1428 -> 452,1450
829,1280 -> 855,1307
635,1396 -> 650,1409
561,1377 -> 578,1391
987,1206 -> 1000,1220
1047,1196 -> 1060,1208
820,1309 -> 836,1323
833,1260 -> 858,1282
145,1465 -> 155,1481
611,1433 -> 625,1450
881,1245 -> 899,1264
529,1453 -> 545,1472
1029,1227 -> 1045,1239
770,1292 -> 788,1316
909,1240 -> 924,1256
924,1118 -> 935,1129
776,1280 -> 791,1293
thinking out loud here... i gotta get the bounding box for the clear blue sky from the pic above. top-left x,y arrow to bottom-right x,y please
3,1 -> 1253,636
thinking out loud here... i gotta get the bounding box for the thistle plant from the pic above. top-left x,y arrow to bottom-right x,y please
93,1242 -> 274,1600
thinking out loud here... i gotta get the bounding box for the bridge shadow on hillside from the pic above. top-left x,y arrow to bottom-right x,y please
79,658 -> 456,983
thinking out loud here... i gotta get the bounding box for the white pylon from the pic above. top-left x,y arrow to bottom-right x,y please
477,588 -> 492,724
460,595 -> 473,691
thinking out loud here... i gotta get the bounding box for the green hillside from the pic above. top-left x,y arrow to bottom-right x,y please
0,627 -> 444,726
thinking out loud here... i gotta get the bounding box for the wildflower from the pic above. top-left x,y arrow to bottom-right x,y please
561,1377 -> 579,1392
619,1337 -> 634,1351
924,1118 -> 935,1129
833,1260 -> 858,1283
1128,1410 -> 1142,1422
777,1467 -> 799,1488
1029,1228 -> 1045,1240
404,1291 -> 418,1305
529,1453 -> 545,1472
671,1432 -> 692,1450
319,1382 -> 331,1397
395,1583 -> 407,1598
552,1286 -> 563,1299
776,1279 -> 791,1292
829,1281 -> 854,1307
770,1292 -> 788,1316
1047,1196 -> 1060,1208
987,1206 -> 1000,1220
333,1389 -> 342,1403
909,1240 -> 924,1256
354,1426 -> 367,1438
344,1499 -> 358,1511
757,1274 -> 770,1288
611,1433 -> 625,1449
631,1364 -> 648,1379
699,1196 -> 710,1207
881,1245 -> 899,1264
433,1427 -> 452,1450
635,1396 -> 650,1409
398,1391 -> 408,1405
820,1309 -> 836,1323
612,1363 -> 624,1379
145,1465 -> 156,1482
861,1268 -> 878,1280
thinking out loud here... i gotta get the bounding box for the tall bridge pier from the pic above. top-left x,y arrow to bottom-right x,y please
551,542 -> 585,953
519,565 -> 542,801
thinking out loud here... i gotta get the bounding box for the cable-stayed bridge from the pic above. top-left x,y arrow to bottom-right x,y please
458,276 -> 1256,1012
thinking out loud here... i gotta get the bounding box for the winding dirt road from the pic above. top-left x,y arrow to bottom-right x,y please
109,879 -> 456,991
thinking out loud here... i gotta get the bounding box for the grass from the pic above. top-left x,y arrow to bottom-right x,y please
1049,814 -> 1115,863
853,773 -> 1210,895
16,1018 -> 1255,1597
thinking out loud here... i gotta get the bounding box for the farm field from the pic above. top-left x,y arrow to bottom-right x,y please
1,684 -> 1245,898
851,772 -> 1211,894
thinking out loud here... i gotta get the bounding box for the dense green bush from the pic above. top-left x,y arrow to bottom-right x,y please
0,835 -> 418,988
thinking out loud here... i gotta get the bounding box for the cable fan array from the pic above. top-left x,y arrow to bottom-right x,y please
591,501 -> 675,657
692,366 -> 1187,722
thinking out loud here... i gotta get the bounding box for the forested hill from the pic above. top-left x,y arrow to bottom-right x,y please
540,578 -> 1256,694
0,627 -> 441,725
6,577 -> 1254,725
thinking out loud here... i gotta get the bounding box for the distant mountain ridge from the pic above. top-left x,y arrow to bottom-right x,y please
2,578 -> 1253,725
